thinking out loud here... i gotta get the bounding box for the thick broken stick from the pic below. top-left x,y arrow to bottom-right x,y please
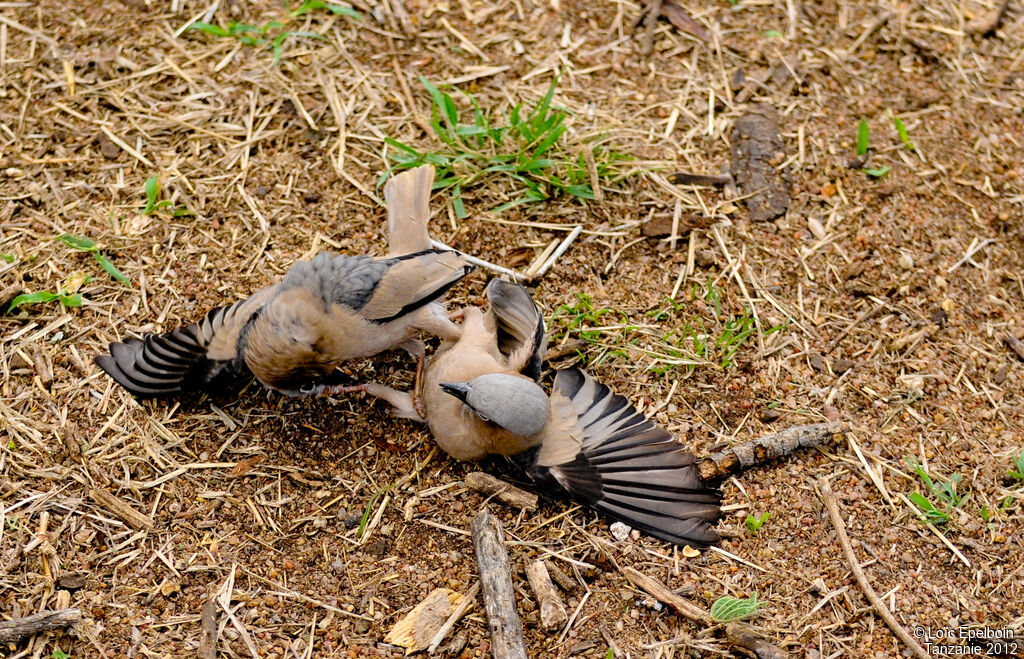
697,422 -> 845,482
525,560 -> 567,629
471,508 -> 527,659
464,472 -> 537,511
817,478 -> 930,659
0,608 -> 82,643
620,567 -> 711,625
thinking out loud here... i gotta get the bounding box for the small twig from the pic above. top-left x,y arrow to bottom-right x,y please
697,422 -> 845,482
471,508 -> 528,659
525,560 -> 568,629
427,582 -> 479,654
197,598 -> 217,659
543,339 -> 588,363
0,608 -> 82,643
669,172 -> 732,186
464,472 -> 538,511
531,225 -> 583,279
88,486 -> 154,530
817,478 -> 930,659
641,0 -> 664,55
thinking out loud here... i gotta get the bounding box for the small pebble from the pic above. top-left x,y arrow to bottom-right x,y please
609,521 -> 631,542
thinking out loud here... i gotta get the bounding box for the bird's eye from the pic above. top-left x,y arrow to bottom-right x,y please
475,411 -> 490,422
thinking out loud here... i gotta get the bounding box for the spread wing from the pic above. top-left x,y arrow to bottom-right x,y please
94,285 -> 277,397
527,368 -> 721,548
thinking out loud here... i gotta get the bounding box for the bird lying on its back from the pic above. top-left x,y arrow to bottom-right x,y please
354,280 -> 722,548
95,166 -> 472,398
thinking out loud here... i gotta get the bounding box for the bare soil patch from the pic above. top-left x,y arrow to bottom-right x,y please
2,0 -> 1023,657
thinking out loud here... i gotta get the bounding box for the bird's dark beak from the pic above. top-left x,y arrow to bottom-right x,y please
440,382 -> 471,402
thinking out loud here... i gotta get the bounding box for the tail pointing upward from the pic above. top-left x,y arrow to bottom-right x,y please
384,165 -> 435,256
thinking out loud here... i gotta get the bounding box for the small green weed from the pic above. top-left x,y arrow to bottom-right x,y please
189,2 -> 359,64
382,75 -> 631,217
142,177 -> 193,217
58,234 -> 130,286
905,457 -> 970,525
1007,449 -> 1024,482
7,290 -> 83,314
710,594 -> 764,622
1,253 -> 13,263
745,512 -> 770,535
51,649 -> 70,659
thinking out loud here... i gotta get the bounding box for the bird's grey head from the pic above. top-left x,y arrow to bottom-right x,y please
440,373 -> 548,438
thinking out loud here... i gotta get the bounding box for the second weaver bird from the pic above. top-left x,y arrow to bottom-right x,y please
95,166 -> 472,398
349,280 -> 722,548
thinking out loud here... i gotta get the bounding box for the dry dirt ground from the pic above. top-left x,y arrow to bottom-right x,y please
2,0 -> 1024,657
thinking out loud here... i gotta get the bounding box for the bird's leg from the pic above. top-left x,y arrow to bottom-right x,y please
397,338 -> 429,420
324,381 -> 424,422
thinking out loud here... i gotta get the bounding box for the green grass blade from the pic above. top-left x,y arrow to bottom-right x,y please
856,118 -> 869,156
59,293 -> 83,308
94,253 -> 131,286
863,165 -> 890,178
58,234 -> 97,251
8,291 -> 59,312
143,176 -> 160,214
187,21 -> 231,36
893,116 -> 915,151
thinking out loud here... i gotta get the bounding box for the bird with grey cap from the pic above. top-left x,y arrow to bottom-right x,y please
345,279 -> 722,548
95,166 -> 472,399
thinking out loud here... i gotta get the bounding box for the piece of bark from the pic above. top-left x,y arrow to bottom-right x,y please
641,214 -> 716,238
544,339 -> 588,363
198,598 -> 217,659
464,472 -> 537,512
967,0 -> 1010,34
471,509 -> 528,659
0,608 -> 82,643
545,561 -> 578,593
427,582 -> 479,654
1,283 -> 26,310
817,479 -> 930,659
669,172 -> 732,187
525,560 -> 568,629
385,588 -> 463,655
725,623 -> 789,659
729,105 -> 790,221
697,422 -> 845,482
88,486 -> 155,530
661,0 -> 711,42
1003,333 -> 1024,361
619,567 -> 711,625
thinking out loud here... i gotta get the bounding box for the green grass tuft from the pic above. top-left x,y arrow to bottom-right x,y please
893,116 -> 915,151
7,290 -> 83,314
1008,449 -> 1024,482
905,457 -> 970,525
382,75 -> 632,217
